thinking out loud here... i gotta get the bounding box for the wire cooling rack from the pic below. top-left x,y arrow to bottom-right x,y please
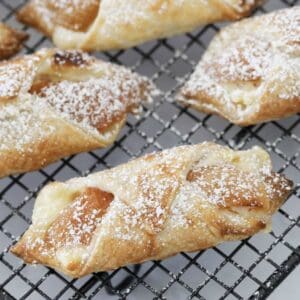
0,1 -> 299,299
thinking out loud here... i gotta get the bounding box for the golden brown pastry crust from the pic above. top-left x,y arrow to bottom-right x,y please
17,0 -> 99,35
0,23 -> 28,60
178,7 -> 300,126
0,49 -> 155,178
11,143 -> 293,278
17,0 -> 263,51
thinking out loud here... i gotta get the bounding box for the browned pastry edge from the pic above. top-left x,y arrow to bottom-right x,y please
10,144 -> 293,277
178,7 -> 300,126
16,1 -> 99,37
11,169 -> 293,277
16,0 -> 264,45
17,2 -> 50,36
179,92 -> 300,126
0,48 -> 155,178
0,23 -> 28,60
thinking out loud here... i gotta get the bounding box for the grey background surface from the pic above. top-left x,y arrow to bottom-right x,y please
0,0 -> 299,299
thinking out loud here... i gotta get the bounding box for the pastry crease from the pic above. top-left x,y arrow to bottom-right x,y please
178,7 -> 300,125
0,49 -> 156,178
11,143 -> 293,277
17,0 -> 263,50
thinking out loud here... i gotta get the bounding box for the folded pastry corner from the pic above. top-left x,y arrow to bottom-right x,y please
17,0 -> 263,51
11,142 -> 293,277
178,7 -> 300,125
0,23 -> 28,60
0,48 -> 156,178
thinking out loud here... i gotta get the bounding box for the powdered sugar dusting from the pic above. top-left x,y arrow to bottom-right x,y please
46,193 -> 104,249
209,38 -> 272,82
129,164 -> 180,234
180,7 -> 300,122
101,0 -> 260,30
49,0 -> 98,14
187,164 -> 263,207
22,0 -> 262,41
23,0 -> 99,33
20,145 -> 293,264
0,56 -> 38,99
170,164 -> 292,230
0,49 -> 156,154
0,97 -> 55,152
40,73 -> 154,135
101,157 -> 184,240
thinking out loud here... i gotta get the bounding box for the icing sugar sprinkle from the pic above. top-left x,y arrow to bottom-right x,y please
51,0 -> 98,14
30,0 -> 99,31
181,7 -> 300,115
0,97 -> 55,152
20,145 -> 292,263
41,74 -> 154,135
46,194 -> 103,249
0,50 -> 156,152
0,57 -> 38,98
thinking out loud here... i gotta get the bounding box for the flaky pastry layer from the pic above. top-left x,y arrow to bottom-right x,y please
178,7 -> 300,125
0,49 -> 155,178
11,142 -> 293,277
17,0 -> 263,51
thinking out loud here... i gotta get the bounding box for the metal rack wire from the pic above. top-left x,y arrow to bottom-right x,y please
0,0 -> 299,299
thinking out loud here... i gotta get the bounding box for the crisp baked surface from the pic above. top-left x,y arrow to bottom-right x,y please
0,49 -> 155,178
11,142 -> 293,278
17,0 -> 263,50
178,7 -> 300,126
0,23 -> 27,60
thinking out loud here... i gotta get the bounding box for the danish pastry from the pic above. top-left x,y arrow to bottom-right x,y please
17,0 -> 263,51
0,23 -> 27,60
0,49 -> 155,178
178,7 -> 300,125
11,142 -> 292,278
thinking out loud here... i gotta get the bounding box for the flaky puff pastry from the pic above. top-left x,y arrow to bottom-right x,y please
0,23 -> 28,60
178,7 -> 300,126
17,0 -> 263,51
11,142 -> 292,278
0,49 -> 155,178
